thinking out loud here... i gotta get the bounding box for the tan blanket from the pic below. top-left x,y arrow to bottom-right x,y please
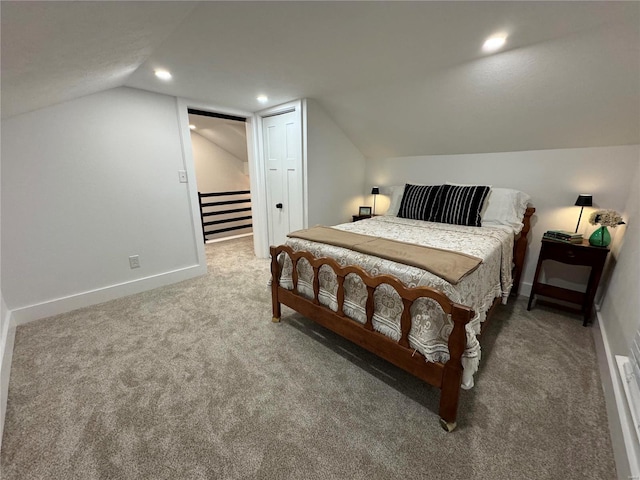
287,226 -> 482,285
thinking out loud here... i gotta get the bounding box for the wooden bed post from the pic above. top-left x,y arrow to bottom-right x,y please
270,246 -> 281,323
511,207 -> 535,297
438,304 -> 473,432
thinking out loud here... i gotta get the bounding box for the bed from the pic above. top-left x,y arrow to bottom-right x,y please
270,184 -> 534,431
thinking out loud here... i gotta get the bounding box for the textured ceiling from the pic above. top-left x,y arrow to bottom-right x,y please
2,1 -> 639,157
0,2 -> 197,119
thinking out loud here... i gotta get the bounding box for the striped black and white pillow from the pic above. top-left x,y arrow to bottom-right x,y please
397,184 -> 442,222
434,184 -> 491,227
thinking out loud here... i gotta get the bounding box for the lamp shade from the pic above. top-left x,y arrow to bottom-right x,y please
574,194 -> 593,207
371,186 -> 380,195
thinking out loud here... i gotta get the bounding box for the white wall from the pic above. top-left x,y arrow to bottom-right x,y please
600,157 -> 640,355
0,129 -> 14,445
1,87 -> 203,320
305,99 -> 366,226
365,145 -> 639,294
190,131 -> 249,193
595,158 -> 640,479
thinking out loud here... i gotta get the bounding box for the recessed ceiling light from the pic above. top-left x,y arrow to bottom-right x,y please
257,95 -> 268,103
189,124 -> 196,130
154,69 -> 172,80
483,34 -> 507,53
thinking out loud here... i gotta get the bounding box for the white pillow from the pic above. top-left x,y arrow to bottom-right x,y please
481,188 -> 531,233
384,185 -> 405,216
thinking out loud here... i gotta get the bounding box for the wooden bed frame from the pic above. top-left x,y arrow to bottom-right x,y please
270,207 -> 535,432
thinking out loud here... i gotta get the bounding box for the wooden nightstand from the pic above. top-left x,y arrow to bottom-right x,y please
527,238 -> 609,326
352,214 -> 373,222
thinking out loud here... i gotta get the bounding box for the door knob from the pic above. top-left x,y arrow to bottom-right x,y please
276,203 -> 283,209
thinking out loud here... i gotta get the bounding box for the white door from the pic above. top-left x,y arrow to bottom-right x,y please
263,110 -> 304,246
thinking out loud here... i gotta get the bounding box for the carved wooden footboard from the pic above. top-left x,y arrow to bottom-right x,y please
269,207 -> 535,432
270,245 -> 473,432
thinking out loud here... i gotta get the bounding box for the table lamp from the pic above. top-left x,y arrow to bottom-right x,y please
371,186 -> 380,215
574,194 -> 593,233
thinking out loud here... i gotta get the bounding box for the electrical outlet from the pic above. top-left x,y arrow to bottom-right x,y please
178,170 -> 188,183
129,255 -> 140,269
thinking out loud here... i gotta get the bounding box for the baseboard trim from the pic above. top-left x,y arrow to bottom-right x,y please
205,232 -> 253,244
593,308 -> 640,479
10,264 -> 207,326
518,280 -> 532,298
0,309 -> 16,452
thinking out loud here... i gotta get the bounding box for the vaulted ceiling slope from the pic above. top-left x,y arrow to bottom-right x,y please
2,1 -> 639,157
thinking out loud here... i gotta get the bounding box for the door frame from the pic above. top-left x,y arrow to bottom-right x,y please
252,99 -> 307,258
176,97 -> 254,269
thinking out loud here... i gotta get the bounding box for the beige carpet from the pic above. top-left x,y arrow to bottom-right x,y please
1,237 -> 616,479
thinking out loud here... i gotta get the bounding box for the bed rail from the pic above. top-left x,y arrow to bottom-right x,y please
270,245 -> 473,431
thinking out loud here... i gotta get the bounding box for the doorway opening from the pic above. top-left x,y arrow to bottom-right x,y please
188,109 -> 252,243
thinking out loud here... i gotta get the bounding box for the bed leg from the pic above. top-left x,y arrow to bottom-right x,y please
438,364 -> 462,432
271,278 -> 281,322
438,304 -> 471,432
270,246 -> 281,323
439,418 -> 457,433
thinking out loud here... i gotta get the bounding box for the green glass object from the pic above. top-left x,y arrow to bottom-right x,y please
589,226 -> 611,247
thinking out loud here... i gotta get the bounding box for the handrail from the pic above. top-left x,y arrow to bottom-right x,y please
198,190 -> 252,242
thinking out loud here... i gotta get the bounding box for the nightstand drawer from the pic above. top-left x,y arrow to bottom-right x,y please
541,240 -> 603,265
